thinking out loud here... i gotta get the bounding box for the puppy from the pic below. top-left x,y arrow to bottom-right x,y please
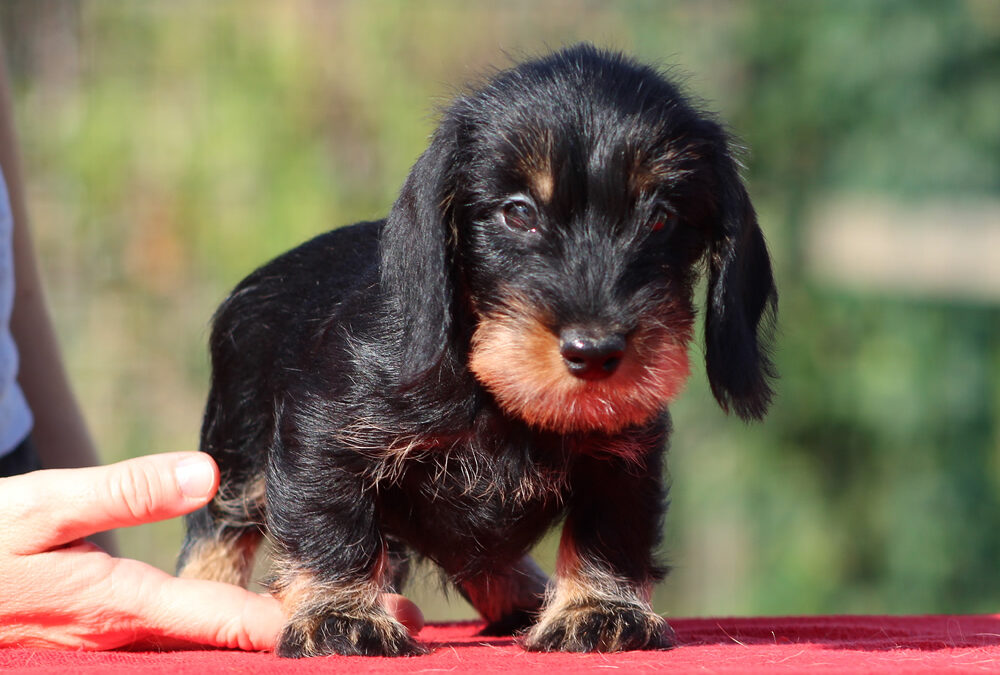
177,44 -> 777,657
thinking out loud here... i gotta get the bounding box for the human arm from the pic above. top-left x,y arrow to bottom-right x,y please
0,38 -> 114,552
0,42 -> 102,476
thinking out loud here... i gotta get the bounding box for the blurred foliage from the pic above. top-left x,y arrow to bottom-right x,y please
1,0 -> 998,621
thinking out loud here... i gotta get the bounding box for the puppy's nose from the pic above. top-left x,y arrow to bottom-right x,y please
559,328 -> 626,380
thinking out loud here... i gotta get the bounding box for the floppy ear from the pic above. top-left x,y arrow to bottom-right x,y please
379,123 -> 460,387
704,143 -> 778,421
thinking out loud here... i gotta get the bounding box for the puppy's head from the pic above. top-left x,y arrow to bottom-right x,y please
381,45 -> 776,433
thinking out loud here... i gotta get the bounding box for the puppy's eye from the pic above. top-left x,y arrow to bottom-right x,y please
499,198 -> 540,233
647,207 -> 676,234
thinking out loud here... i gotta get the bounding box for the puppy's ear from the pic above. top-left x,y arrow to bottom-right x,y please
380,123 -> 459,386
704,137 -> 777,421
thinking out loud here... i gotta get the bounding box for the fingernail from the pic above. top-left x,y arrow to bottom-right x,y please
175,456 -> 216,499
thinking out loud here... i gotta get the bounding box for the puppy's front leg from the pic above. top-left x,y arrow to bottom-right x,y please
524,449 -> 673,652
266,448 -> 423,658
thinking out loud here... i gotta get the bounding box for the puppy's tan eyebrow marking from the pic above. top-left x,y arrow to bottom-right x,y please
629,146 -> 702,198
517,149 -> 554,203
514,126 -> 555,204
529,168 -> 555,204
629,166 -> 660,198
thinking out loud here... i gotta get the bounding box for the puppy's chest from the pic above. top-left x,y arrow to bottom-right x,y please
372,434 -> 571,561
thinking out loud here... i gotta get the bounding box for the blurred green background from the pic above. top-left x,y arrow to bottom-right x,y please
2,1 -> 999,621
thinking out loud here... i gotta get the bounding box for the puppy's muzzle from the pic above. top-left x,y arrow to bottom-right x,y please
559,327 -> 627,381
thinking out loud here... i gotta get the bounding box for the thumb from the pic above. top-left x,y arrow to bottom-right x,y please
3,452 -> 218,554
113,561 -> 285,651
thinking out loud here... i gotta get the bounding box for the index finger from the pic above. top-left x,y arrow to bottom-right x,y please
1,453 -> 217,553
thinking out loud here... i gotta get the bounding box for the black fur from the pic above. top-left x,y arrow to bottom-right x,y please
178,44 -> 777,657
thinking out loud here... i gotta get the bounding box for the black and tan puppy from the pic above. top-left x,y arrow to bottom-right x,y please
177,44 -> 776,657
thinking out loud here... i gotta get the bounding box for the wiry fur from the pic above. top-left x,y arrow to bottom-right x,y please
269,555 -> 427,657
177,44 -> 777,657
469,290 -> 693,434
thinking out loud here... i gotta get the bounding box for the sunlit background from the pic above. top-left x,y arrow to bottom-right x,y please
2,1 -> 998,621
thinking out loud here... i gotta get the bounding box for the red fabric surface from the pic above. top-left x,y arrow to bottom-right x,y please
2,616 -> 1000,673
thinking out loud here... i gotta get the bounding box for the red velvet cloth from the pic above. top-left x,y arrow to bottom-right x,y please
2,616 -> 1000,673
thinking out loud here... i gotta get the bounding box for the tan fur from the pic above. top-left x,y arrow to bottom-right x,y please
274,570 -> 378,619
274,572 -> 328,656
271,546 -> 387,615
211,472 -> 266,526
469,293 -> 693,435
272,549 -> 422,657
525,527 -> 667,652
514,126 -> 555,204
629,146 -> 702,198
528,168 -> 555,204
551,529 -> 651,604
177,532 -> 261,587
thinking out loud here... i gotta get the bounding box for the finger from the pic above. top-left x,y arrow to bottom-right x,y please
133,583 -> 421,651
137,587 -> 421,650
3,452 -> 218,553
381,593 -> 425,635
121,562 -> 284,651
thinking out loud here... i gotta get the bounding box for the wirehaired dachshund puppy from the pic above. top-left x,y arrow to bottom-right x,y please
177,44 -> 777,657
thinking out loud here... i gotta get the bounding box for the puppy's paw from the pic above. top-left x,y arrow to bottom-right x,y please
523,602 -> 673,653
276,610 -> 426,658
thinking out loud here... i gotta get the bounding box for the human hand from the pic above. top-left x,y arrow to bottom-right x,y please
0,452 -> 423,650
